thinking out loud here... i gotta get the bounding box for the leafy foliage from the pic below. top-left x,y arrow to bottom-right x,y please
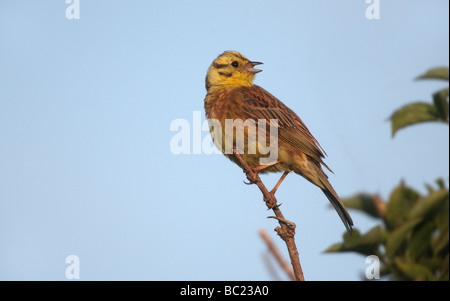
325,68 -> 449,281
390,67 -> 449,137
325,180 -> 449,281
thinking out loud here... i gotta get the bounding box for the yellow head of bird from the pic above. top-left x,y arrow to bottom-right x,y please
205,51 -> 263,91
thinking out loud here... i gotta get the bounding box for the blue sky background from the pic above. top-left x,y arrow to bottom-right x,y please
0,0 -> 448,281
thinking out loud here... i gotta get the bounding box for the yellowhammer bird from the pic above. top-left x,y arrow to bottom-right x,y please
204,51 -> 353,233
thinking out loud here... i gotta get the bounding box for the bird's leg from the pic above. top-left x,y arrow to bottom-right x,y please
270,170 -> 291,195
263,170 -> 291,209
253,160 -> 281,173
243,160 -> 280,185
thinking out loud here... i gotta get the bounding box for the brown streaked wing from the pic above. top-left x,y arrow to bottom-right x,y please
232,85 -> 331,171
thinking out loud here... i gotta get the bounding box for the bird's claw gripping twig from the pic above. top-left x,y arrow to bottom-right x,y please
268,216 -> 296,229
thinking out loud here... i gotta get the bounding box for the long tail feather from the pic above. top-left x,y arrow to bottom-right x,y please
321,185 -> 354,234
294,160 -> 354,234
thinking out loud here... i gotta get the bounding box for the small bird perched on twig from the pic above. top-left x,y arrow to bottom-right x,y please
204,51 -> 354,234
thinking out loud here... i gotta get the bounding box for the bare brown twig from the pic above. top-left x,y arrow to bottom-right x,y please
259,228 -> 296,281
233,151 -> 305,281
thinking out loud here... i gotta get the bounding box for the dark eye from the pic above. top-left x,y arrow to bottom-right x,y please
231,61 -> 239,67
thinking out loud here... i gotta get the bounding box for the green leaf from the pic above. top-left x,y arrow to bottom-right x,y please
432,88 -> 449,123
432,227 -> 449,257
433,195 -> 449,256
390,102 -> 442,137
435,178 -> 447,190
384,181 -> 421,229
408,221 -> 435,261
324,229 -> 361,253
324,226 -> 383,256
385,219 -> 421,259
394,258 -> 436,281
341,193 -> 384,218
415,67 -> 449,81
408,189 -> 449,221
435,192 -> 449,233
324,242 -> 345,253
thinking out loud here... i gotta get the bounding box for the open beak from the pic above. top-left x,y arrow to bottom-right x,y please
245,61 -> 263,74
